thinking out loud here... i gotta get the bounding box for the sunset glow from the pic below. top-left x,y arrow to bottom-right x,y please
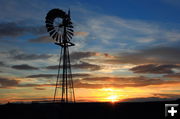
106,95 -> 119,103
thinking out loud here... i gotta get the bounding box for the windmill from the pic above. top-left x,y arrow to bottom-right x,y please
45,9 -> 75,103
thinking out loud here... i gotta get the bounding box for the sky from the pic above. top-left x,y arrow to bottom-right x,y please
0,0 -> 180,104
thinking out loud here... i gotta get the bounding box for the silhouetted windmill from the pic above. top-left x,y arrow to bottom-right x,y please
45,8 -> 75,103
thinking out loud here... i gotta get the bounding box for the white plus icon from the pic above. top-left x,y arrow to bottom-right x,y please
168,107 -> 177,116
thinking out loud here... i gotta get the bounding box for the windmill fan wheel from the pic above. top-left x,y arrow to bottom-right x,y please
45,9 -> 74,43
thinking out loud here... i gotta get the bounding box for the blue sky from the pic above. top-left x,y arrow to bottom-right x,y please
0,0 -> 180,53
0,0 -> 180,103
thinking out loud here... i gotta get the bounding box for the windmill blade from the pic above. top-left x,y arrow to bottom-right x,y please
49,30 -> 56,36
47,27 -> 54,32
55,33 -> 59,42
52,32 -> 58,39
67,25 -> 73,28
45,8 -> 74,43
45,19 -> 53,24
60,34 -> 63,43
67,28 -> 73,33
46,24 -> 53,28
55,34 -> 60,42
67,35 -> 71,41
67,32 -> 72,39
68,21 -> 73,25
67,31 -> 73,36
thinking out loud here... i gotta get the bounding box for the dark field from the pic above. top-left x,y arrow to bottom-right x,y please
0,100 -> 180,119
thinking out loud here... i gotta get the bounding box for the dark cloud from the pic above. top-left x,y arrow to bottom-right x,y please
1,74 -> 179,89
0,61 -> 6,67
11,64 -> 39,70
23,75 -> 179,89
0,22 -> 46,38
72,73 -> 91,78
0,77 -> 20,88
29,36 -> 53,43
130,64 -> 180,74
4,49 -> 52,60
74,76 -> 180,89
0,76 -> 54,89
82,76 -> 164,87
12,53 -> 52,60
26,74 -> 56,78
72,61 -> 101,71
45,61 -> 101,71
122,97 -> 178,102
26,73 -> 91,78
14,83 -> 54,88
104,47 -> 180,64
164,73 -> 180,79
45,65 -> 58,70
153,93 -> 180,99
70,52 -> 98,61
34,87 -> 46,90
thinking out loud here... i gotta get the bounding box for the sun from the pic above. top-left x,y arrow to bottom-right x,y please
106,95 -> 119,103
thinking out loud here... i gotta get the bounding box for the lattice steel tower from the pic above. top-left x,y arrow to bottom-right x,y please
45,9 -> 75,103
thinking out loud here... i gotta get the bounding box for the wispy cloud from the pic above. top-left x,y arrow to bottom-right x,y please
0,22 -> 45,38
7,50 -> 52,61
45,61 -> 101,71
74,76 -> 180,89
164,73 -> 180,79
26,73 -> 91,78
74,32 -> 89,37
130,64 -> 180,74
101,47 -> 180,65
83,14 -> 180,48
11,64 -> 39,70
0,77 -> 19,88
28,36 -> 52,43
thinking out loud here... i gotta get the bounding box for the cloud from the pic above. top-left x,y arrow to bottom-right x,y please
11,64 -> 39,70
83,14 -> 180,49
12,53 -> 52,60
26,73 -> 91,78
74,76 -> 180,89
26,74 -> 56,78
103,47 -> 180,65
0,76 -> 53,88
45,61 -> 101,71
1,75 -> 180,89
74,32 -> 89,37
164,73 -> 180,79
0,49 -> 53,61
0,22 -> 45,38
72,61 -> 101,71
70,51 -> 113,62
130,64 -> 180,74
34,87 -> 46,90
0,77 -> 20,88
122,97 -> 179,102
70,51 -> 98,61
28,32 -> 89,43
29,36 -> 53,43
0,61 -> 6,67
44,65 -> 58,70
153,93 -> 180,99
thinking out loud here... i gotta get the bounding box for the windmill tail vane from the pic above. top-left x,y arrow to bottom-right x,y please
45,8 -> 75,103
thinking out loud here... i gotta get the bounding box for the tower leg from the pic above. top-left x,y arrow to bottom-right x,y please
53,43 -> 75,103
